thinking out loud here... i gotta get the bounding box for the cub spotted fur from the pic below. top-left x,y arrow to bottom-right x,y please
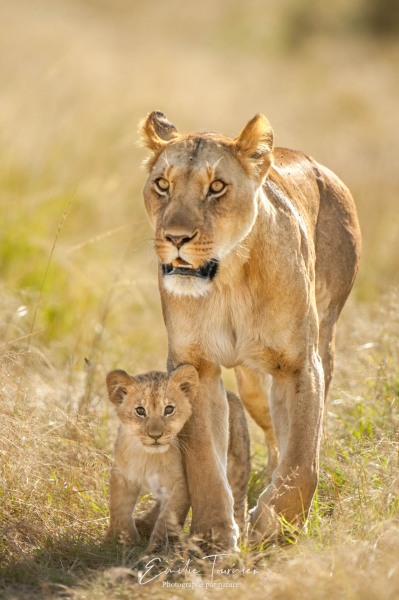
106,364 -> 250,549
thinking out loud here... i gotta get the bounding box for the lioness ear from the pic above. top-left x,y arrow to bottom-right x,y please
139,110 -> 179,152
168,364 -> 199,400
106,369 -> 132,405
234,114 -> 274,179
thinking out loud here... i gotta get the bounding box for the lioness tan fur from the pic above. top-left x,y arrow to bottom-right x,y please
140,111 -> 361,547
106,365 -> 250,549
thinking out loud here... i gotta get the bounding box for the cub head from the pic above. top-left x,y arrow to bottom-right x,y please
140,111 -> 274,297
106,364 -> 198,454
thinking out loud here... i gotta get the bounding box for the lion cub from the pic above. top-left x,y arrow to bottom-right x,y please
106,364 -> 250,549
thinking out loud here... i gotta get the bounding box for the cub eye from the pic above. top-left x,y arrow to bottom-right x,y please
154,178 -> 170,194
135,406 -> 146,417
208,180 -> 226,197
164,405 -> 175,416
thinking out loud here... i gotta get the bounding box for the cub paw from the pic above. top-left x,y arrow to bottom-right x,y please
106,526 -> 141,546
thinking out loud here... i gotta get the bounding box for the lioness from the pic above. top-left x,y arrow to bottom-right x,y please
106,364 -> 250,549
139,111 -> 361,548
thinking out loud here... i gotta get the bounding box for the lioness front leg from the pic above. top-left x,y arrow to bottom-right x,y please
250,351 -> 324,541
180,367 -> 237,550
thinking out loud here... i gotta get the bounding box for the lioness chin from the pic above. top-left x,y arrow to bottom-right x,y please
139,110 -> 361,549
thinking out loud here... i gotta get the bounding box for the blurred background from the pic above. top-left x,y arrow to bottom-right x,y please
1,0 -> 398,395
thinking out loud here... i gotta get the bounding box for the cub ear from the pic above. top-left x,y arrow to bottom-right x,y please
168,364 -> 199,400
139,110 -> 179,152
234,113 -> 274,180
106,369 -> 132,405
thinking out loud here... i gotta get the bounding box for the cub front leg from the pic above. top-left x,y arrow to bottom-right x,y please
108,468 -> 140,544
134,500 -> 161,538
148,478 -> 190,551
250,350 -> 324,541
179,367 -> 237,550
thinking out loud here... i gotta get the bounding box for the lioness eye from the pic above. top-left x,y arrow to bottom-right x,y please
154,178 -> 169,194
164,405 -> 175,416
135,406 -> 146,417
209,180 -> 226,196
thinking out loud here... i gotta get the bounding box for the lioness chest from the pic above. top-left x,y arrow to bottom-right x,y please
171,285 -> 301,373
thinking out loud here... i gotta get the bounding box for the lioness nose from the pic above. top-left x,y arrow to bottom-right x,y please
148,432 -> 163,441
165,231 -> 197,249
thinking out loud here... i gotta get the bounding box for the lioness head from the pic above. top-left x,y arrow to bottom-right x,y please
106,365 -> 198,453
140,111 -> 274,297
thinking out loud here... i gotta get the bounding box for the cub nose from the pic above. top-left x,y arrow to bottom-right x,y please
146,417 -> 164,440
146,419 -> 164,441
164,230 -> 197,249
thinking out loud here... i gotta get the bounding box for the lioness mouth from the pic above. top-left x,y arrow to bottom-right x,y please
162,259 -> 218,280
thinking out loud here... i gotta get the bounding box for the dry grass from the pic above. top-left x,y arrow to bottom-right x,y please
1,300 -> 398,599
0,0 -> 398,598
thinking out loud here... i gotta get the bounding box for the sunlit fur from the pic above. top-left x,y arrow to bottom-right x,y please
106,365 -> 250,548
106,365 -> 196,548
140,111 -> 361,545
